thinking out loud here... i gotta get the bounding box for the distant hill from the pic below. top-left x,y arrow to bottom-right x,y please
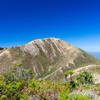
89,52 -> 100,60
0,38 -> 99,82
0,47 -> 4,50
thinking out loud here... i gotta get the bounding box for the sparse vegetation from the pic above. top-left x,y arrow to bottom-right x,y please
0,63 -> 100,100
0,38 -> 100,100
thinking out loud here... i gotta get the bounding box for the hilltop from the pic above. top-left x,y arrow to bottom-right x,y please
0,38 -> 99,82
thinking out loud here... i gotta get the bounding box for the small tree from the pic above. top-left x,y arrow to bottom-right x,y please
64,70 -> 74,81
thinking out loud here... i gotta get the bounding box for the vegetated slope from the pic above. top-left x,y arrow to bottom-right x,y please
0,38 -> 99,82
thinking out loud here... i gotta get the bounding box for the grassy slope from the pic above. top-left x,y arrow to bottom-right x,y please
44,49 -> 100,82
0,44 -> 100,82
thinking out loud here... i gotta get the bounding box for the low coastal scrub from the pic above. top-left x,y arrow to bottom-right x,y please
0,63 -> 99,100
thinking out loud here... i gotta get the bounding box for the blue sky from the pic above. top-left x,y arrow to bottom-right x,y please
0,0 -> 100,52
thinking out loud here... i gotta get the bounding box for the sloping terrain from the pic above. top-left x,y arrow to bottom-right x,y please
70,64 -> 100,84
0,38 -> 99,81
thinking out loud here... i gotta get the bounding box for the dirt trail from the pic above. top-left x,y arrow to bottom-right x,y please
73,64 -> 100,84
74,65 -> 100,72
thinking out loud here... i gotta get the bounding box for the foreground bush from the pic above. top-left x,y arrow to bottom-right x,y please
76,71 -> 94,85
0,63 -> 96,100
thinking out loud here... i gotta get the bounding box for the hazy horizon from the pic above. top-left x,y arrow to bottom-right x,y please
89,52 -> 100,60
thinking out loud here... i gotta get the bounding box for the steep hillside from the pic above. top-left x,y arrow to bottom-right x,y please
0,38 -> 99,81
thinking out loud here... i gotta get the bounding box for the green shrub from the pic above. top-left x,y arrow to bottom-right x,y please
3,63 -> 34,83
0,95 -> 7,100
69,80 -> 77,88
74,94 -> 91,100
59,92 -> 90,100
64,70 -> 74,77
59,90 -> 72,100
28,80 -> 40,95
5,81 -> 23,95
64,70 -> 74,81
76,71 -> 94,85
3,72 -> 15,83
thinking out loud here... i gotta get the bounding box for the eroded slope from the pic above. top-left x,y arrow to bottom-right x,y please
0,38 -> 99,81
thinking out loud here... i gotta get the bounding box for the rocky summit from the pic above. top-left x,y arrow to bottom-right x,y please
0,38 -> 99,82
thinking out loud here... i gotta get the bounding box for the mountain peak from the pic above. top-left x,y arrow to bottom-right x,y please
23,38 -> 78,57
27,38 -> 61,44
0,38 -> 99,81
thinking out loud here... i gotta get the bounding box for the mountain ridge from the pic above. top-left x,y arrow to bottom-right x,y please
0,38 -> 99,82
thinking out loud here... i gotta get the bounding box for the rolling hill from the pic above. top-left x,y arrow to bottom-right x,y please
0,38 -> 99,82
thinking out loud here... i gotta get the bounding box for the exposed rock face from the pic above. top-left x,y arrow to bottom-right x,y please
21,38 -> 81,62
0,38 -> 99,82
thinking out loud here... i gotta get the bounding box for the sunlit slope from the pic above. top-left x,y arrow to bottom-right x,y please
0,38 -> 99,81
